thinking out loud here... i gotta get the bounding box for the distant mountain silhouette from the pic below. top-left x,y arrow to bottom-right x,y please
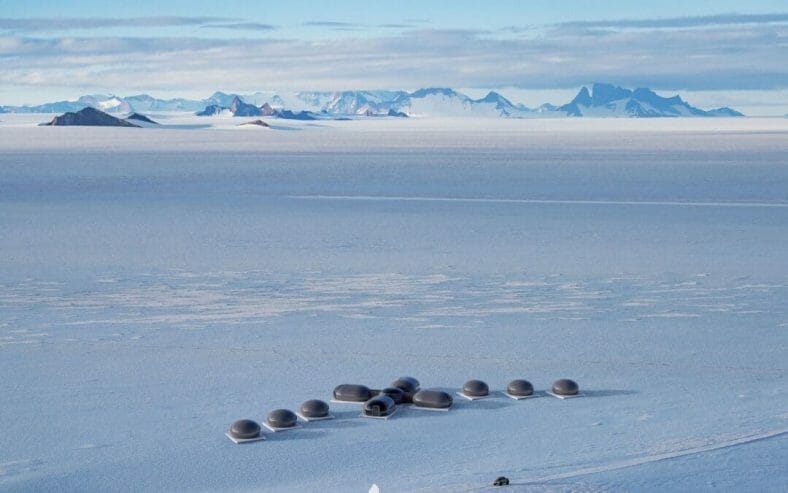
272,109 -> 318,120
238,119 -> 270,127
125,113 -> 159,124
558,83 -> 743,117
13,84 -> 745,118
40,107 -> 140,127
196,96 -> 263,117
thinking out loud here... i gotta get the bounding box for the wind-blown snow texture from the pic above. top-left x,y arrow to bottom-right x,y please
0,116 -> 786,492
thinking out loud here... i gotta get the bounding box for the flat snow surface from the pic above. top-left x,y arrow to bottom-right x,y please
1,116 -> 787,492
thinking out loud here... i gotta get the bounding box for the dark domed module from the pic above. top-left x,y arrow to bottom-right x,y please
267,409 -> 298,428
300,399 -> 330,418
507,379 -> 534,397
333,384 -> 372,402
362,395 -> 397,418
552,379 -> 579,396
229,419 -> 261,439
462,379 -> 489,397
390,376 -> 420,394
412,389 -> 453,409
379,387 -> 405,404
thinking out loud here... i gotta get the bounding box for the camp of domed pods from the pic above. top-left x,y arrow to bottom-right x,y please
228,377 -> 582,441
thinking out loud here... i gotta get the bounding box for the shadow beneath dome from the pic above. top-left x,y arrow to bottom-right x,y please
452,397 -> 514,411
582,389 -> 639,398
263,429 -> 328,441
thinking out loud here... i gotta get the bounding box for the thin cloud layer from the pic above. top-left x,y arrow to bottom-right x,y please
200,22 -> 277,32
0,15 -> 786,97
302,21 -> 357,27
0,16 -> 234,32
558,12 -> 788,29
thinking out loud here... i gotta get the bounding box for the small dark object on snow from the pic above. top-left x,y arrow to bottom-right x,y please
552,378 -> 579,396
267,409 -> 297,428
379,387 -> 405,404
493,476 -> 510,486
412,389 -> 453,409
362,395 -> 397,417
462,379 -> 489,397
390,376 -> 420,394
300,399 -> 330,418
507,379 -> 534,397
229,419 -> 261,439
333,384 -> 372,402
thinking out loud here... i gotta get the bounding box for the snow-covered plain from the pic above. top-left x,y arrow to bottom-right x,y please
1,115 -> 786,492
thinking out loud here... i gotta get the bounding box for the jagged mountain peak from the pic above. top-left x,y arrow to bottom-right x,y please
197,95 -> 262,117
572,86 -> 592,105
409,87 -> 463,98
558,83 -> 743,118
478,91 -> 513,105
590,83 -> 632,105
6,85 -> 744,119
632,87 -> 684,107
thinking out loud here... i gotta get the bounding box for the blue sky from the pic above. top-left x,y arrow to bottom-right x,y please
1,1 -> 787,113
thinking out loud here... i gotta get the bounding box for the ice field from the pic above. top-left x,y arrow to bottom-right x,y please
1,116 -> 787,492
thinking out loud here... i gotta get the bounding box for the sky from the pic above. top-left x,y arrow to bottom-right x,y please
1,0 -> 787,114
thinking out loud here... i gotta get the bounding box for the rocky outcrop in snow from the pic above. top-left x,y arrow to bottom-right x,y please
40,107 -> 141,127
125,113 -> 159,125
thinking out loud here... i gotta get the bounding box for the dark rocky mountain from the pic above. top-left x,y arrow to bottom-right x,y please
228,96 -> 263,117
195,104 -> 226,116
40,107 -> 140,127
125,113 -> 159,124
238,119 -> 270,127
273,109 -> 317,120
196,96 -> 262,117
260,102 -> 275,116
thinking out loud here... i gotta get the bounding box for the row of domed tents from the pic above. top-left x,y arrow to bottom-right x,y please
227,377 -> 581,443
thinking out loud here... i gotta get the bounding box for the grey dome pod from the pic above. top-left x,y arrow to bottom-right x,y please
267,409 -> 297,428
552,379 -> 579,396
333,384 -> 372,402
300,399 -> 330,418
390,376 -> 420,394
412,389 -> 453,409
462,379 -> 489,397
362,395 -> 397,417
229,419 -> 261,439
379,387 -> 405,404
507,379 -> 534,397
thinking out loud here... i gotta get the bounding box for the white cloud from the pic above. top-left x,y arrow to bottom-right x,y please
557,12 -> 788,29
0,20 -> 786,100
0,16 -> 235,32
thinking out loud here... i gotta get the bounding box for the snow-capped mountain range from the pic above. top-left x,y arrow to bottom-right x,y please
558,84 -> 742,117
1,84 -> 743,118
